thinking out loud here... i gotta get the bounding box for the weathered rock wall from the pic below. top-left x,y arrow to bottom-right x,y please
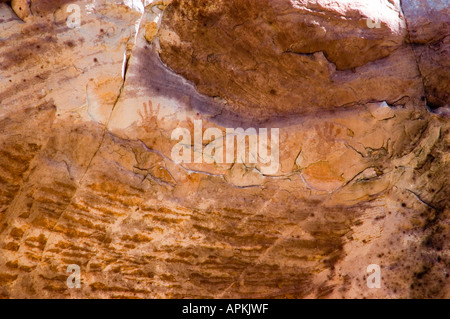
0,0 -> 448,298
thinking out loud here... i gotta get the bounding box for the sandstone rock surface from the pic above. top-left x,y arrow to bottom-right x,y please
0,0 -> 448,299
402,0 -> 449,110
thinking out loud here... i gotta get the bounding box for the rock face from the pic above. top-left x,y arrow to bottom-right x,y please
402,0 -> 449,110
0,0 -> 448,299
158,0 -> 416,122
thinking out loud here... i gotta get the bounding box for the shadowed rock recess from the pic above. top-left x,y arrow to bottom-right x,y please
0,0 -> 448,299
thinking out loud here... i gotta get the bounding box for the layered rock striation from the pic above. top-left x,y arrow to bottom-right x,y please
0,0 -> 448,298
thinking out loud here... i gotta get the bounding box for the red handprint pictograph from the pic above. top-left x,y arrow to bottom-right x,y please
310,122 -> 348,157
139,100 -> 161,133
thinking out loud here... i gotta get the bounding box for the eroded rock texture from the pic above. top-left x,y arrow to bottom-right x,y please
0,0 -> 449,299
158,0 -> 413,122
402,0 -> 449,110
